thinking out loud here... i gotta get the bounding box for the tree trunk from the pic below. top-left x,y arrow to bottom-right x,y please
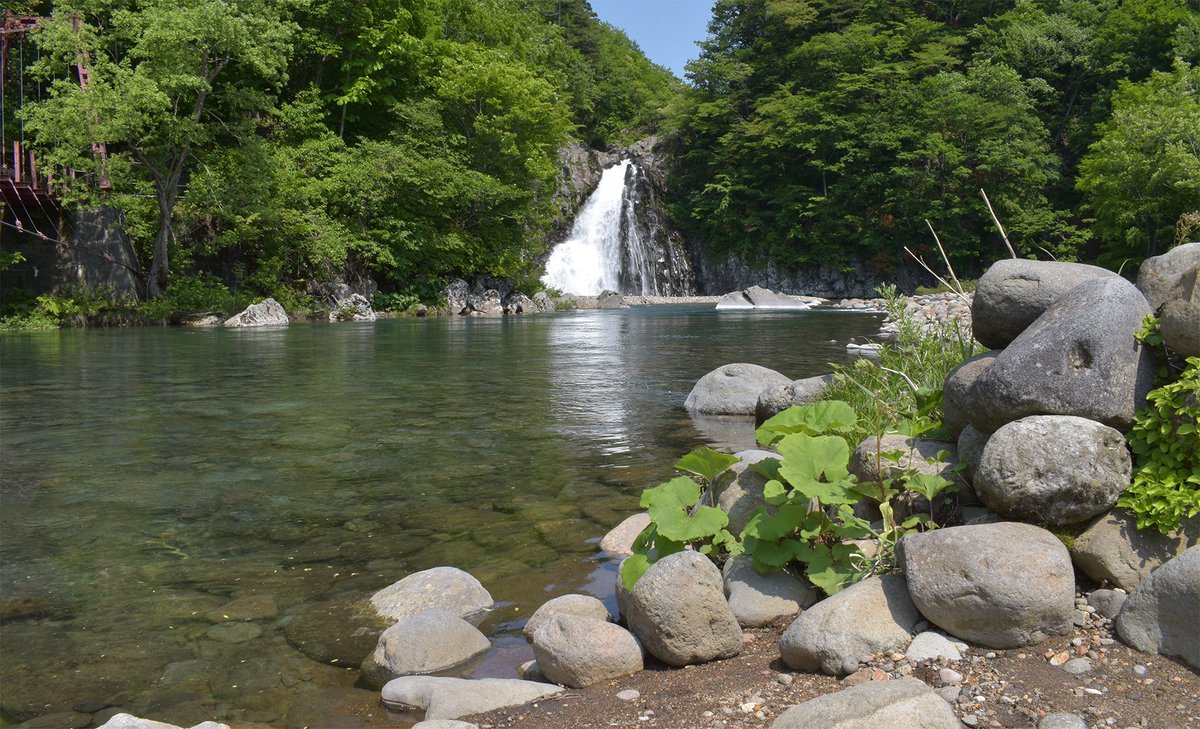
146,193 -> 174,298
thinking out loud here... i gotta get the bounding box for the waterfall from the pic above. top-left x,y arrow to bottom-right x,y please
542,160 -> 693,296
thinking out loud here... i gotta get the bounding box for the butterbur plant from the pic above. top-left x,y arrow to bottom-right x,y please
1119,355 -> 1200,535
620,447 -> 743,591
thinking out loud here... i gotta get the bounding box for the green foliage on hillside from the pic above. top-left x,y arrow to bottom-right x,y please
666,0 -> 1199,273
13,0 -> 679,301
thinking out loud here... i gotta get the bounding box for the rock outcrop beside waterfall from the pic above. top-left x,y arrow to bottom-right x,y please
689,247 -> 935,299
546,137 -> 695,296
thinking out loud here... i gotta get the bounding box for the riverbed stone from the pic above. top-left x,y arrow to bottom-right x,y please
942,352 -> 999,439
971,259 -> 1118,348
284,594 -> 384,666
904,632 -> 965,663
723,556 -> 818,628
531,614 -> 643,688
363,609 -> 490,687
1137,241 -> 1200,310
712,459 -> 775,535
96,716 -> 231,729
223,298 -> 288,328
522,594 -> 612,641
370,566 -> 494,625
771,676 -> 962,729
973,415 -> 1131,526
624,550 -> 743,666
1116,546 -> 1200,669
600,513 -> 651,556
684,363 -> 792,416
381,676 -> 564,720
412,722 -> 479,729
755,374 -> 835,425
597,290 -> 626,309
1069,508 -> 1199,591
966,276 -> 1155,433
957,425 -> 988,484
780,574 -> 921,675
898,522 -> 1074,648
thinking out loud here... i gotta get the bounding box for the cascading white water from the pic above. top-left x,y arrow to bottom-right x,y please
542,160 -> 634,295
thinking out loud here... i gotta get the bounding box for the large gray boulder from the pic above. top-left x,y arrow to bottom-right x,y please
597,290 -> 626,309
328,293 -> 377,322
779,574 -> 921,675
531,614 -> 643,688
972,259 -> 1118,348
522,594 -> 611,641
443,279 -> 470,315
1136,241 -> 1200,310
465,290 -> 504,316
723,555 -> 818,628
771,676 -> 962,729
284,594 -> 386,665
381,676 -> 563,720
942,352 -> 999,439
363,609 -> 490,687
223,298 -> 288,327
973,415 -> 1132,526
755,374 -> 835,425
370,567 -> 493,625
1115,546 -> 1200,669
966,276 -> 1155,433
1071,508 -> 1200,591
684,363 -> 792,416
600,513 -> 651,556
624,551 -> 742,666
898,522 -> 1074,648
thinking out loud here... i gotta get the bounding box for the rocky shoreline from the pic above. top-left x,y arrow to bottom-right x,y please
75,246 -> 1200,729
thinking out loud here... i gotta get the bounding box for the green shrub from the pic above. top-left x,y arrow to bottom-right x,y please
374,292 -> 420,312
1119,356 -> 1200,535
914,279 -> 977,296
139,273 -> 243,320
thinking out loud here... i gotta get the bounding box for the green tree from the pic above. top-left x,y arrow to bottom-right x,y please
1078,62 -> 1200,264
27,0 -> 294,297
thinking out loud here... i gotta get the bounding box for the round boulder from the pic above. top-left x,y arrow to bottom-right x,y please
755,374 -> 835,425
780,574 -> 921,675
522,594 -> 611,641
974,415 -> 1131,526
531,614 -> 643,688
971,259 -> 1118,348
600,513 -> 651,556
956,425 -> 989,484
1070,508 -> 1199,591
898,522 -> 1074,648
966,276 -> 1155,433
1160,276 -> 1199,357
723,555 -> 817,628
1115,546 -> 1200,669
370,566 -> 493,625
623,550 -> 742,666
942,351 -> 998,439
1136,241 -> 1200,310
684,363 -> 792,416
712,459 -> 775,535
363,609 -> 490,688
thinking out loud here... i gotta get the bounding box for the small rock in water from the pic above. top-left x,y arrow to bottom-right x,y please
617,689 -> 641,702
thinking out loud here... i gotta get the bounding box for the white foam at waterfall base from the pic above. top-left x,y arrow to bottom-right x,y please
542,160 -> 632,295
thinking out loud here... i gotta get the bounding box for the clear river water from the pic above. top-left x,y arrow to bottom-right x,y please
0,305 -> 882,728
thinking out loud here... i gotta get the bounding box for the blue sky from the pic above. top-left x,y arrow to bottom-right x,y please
590,0 -> 717,79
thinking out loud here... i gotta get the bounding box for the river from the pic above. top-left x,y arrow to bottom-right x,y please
0,305 -> 882,728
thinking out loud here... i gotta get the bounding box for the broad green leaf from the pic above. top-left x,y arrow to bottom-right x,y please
739,504 -> 809,542
640,476 -> 728,543
620,554 -> 652,592
756,401 -> 859,444
676,447 -> 740,483
763,479 -> 789,504
748,538 -> 802,571
750,458 -> 783,481
640,476 -> 701,511
775,433 -> 858,505
798,542 -> 862,595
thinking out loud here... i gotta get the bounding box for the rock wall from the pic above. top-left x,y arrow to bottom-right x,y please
688,244 -> 936,299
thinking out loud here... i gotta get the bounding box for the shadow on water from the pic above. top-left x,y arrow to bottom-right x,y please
0,306 -> 882,727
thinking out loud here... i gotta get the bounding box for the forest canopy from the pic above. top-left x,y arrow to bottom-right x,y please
666,0 -> 1200,273
2,0 -> 1197,305
4,0 -> 679,302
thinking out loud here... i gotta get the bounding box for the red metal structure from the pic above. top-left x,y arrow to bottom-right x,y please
2,12 -> 109,233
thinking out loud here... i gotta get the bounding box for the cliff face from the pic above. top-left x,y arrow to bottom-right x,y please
688,244 -> 935,298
